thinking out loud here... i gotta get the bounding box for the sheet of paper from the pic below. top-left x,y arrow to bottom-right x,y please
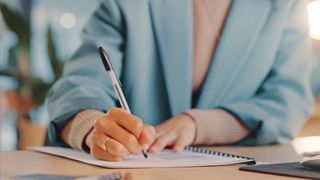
29,146 -> 251,168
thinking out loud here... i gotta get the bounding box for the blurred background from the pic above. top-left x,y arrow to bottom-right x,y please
0,0 -> 99,151
0,0 -> 319,152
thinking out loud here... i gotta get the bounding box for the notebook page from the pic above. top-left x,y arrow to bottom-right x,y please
29,146 -> 251,168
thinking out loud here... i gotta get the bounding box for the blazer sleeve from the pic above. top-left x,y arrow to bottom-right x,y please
219,0 -> 315,145
47,0 -> 124,146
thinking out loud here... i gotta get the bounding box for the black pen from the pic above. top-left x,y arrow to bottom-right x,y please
98,47 -> 148,159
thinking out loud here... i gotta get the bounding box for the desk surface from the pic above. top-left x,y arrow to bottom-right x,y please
0,144 -> 302,180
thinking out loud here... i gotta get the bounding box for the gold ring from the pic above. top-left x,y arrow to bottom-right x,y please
98,136 -> 109,152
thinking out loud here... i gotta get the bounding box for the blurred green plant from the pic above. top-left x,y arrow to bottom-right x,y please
0,3 -> 64,115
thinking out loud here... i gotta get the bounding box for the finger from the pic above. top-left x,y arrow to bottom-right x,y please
106,138 -> 131,157
154,122 -> 174,138
172,136 -> 189,152
140,125 -> 156,146
91,143 -> 122,162
92,132 -> 130,157
95,121 -> 142,155
108,108 -> 144,138
148,133 -> 176,153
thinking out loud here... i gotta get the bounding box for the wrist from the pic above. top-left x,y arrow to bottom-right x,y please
186,109 -> 250,145
180,113 -> 197,144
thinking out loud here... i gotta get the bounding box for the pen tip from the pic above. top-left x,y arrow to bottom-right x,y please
142,150 -> 148,159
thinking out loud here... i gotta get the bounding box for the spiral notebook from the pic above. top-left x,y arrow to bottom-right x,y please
29,146 -> 255,168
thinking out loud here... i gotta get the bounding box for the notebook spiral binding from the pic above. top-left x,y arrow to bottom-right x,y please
184,146 -> 256,165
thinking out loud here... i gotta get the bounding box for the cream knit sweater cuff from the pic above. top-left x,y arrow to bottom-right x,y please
62,110 -> 105,151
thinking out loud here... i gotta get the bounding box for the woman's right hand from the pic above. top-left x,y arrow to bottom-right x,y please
87,107 -> 156,161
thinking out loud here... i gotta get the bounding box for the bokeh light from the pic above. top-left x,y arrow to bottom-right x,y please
59,12 -> 76,29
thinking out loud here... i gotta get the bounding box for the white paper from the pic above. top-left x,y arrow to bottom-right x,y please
28,146 -> 252,168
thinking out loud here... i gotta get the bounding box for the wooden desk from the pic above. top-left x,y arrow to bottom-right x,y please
0,144 -> 302,180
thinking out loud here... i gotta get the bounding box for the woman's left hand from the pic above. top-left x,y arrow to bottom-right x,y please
148,114 -> 196,153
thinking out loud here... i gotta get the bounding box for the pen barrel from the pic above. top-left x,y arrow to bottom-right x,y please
114,84 -> 131,114
108,71 -> 131,114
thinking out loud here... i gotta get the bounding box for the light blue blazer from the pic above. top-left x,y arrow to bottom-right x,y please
47,0 -> 314,146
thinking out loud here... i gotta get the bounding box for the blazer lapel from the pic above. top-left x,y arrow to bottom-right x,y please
197,0 -> 272,108
150,0 -> 193,116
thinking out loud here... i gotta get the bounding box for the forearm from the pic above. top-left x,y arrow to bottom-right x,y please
60,109 -> 105,151
185,109 -> 250,145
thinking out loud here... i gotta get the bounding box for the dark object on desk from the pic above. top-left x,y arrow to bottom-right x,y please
301,155 -> 320,169
14,174 -> 76,180
239,162 -> 320,180
13,172 -> 123,180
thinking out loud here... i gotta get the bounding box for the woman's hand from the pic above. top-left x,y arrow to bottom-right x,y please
88,108 -> 156,161
148,114 -> 196,153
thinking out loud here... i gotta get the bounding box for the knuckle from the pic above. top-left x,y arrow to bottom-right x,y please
107,108 -> 128,122
112,144 -> 125,155
106,108 -> 117,118
130,118 -> 143,138
94,119 -> 113,132
124,134 -> 137,146
108,107 -> 125,116
126,135 -> 136,145
94,118 -> 105,129
132,119 -> 143,132
103,121 -> 113,129
123,135 -> 141,154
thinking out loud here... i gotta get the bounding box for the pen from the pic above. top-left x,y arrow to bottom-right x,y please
98,47 -> 148,159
